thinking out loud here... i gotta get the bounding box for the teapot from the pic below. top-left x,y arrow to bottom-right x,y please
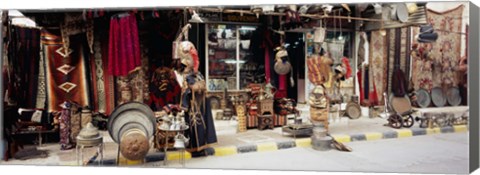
173,134 -> 189,149
160,115 -> 172,130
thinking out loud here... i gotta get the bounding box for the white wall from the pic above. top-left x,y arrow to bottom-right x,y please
426,2 -> 470,57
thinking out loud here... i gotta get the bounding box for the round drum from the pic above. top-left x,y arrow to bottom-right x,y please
416,88 -> 431,108
389,94 -> 412,115
446,87 -> 462,106
346,102 -> 361,119
431,87 -> 447,107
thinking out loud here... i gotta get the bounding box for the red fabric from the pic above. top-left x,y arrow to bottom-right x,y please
265,48 -> 271,83
369,81 -> 379,106
275,75 -> 288,98
357,70 -> 364,104
108,14 -> 141,76
342,57 -> 352,79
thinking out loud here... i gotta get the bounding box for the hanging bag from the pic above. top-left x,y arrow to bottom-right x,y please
274,47 -> 292,75
313,27 -> 326,43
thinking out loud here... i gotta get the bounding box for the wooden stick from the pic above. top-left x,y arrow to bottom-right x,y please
198,7 -> 383,22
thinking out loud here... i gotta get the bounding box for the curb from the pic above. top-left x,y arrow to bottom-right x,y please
86,125 -> 467,166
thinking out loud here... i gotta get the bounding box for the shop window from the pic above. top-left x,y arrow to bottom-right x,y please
206,24 -> 258,91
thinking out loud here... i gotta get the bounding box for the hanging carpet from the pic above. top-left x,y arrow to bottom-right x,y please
42,30 -> 91,112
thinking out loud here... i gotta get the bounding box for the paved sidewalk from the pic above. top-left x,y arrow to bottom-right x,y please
0,106 -> 469,166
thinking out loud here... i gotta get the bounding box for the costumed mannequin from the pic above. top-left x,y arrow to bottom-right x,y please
176,40 -> 217,154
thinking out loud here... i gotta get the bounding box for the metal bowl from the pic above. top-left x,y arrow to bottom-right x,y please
416,88 -> 431,108
431,87 -> 446,107
446,87 -> 461,106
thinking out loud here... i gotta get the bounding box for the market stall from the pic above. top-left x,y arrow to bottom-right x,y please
1,2 -> 470,164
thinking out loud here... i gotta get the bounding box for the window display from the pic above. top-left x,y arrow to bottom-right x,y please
206,24 -> 258,91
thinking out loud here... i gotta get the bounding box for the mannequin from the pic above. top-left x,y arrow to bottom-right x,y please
176,40 -> 217,154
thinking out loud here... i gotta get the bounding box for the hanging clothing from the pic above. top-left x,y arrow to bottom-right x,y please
180,72 -> 217,153
108,13 -> 141,76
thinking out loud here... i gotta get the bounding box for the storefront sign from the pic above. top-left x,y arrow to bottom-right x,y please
223,14 -> 259,23
199,12 -> 259,23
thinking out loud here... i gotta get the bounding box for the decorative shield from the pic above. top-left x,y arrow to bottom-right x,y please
446,87 -> 462,106
416,88 -> 431,108
431,87 -> 447,107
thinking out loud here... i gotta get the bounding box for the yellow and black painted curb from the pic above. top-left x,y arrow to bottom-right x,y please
86,125 -> 467,165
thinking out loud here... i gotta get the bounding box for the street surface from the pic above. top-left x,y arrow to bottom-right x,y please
146,132 -> 469,174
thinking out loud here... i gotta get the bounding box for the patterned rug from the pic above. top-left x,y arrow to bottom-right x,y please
426,5 -> 464,87
411,27 -> 434,91
369,30 -> 388,105
385,27 -> 411,95
8,26 -> 41,108
87,21 -> 116,115
36,41 -> 47,109
42,30 -> 91,112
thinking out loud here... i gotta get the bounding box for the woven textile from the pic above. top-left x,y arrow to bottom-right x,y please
369,30 -> 388,104
384,27 -> 411,95
426,5 -> 464,87
42,31 -> 91,112
411,27 -> 434,91
8,26 -> 41,108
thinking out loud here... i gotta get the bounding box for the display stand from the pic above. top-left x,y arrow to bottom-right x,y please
159,126 -> 189,167
281,124 -> 314,139
76,136 -> 103,166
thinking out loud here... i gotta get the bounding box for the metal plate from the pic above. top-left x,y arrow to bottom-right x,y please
431,87 -> 447,107
396,3 -> 409,23
416,88 -> 431,108
446,87 -> 462,106
107,102 -> 156,143
389,94 -> 411,114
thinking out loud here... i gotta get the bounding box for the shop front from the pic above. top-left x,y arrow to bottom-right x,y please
0,2 -> 470,167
